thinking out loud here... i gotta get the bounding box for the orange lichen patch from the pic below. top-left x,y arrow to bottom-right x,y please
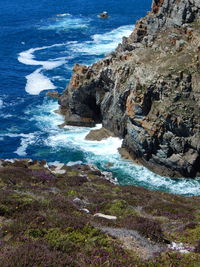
152,0 -> 165,14
140,120 -> 157,137
126,91 -> 135,117
73,64 -> 88,75
68,64 -> 89,89
69,73 -> 81,88
131,19 -> 148,42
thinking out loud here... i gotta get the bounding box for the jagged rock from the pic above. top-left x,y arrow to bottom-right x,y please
98,11 -> 109,19
46,91 -> 60,99
85,127 -> 115,141
59,0 -> 200,178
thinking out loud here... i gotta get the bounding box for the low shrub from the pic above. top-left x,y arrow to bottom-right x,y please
144,202 -> 194,221
0,241 -> 74,267
195,241 -> 200,253
121,216 -> 165,242
45,225 -> 110,253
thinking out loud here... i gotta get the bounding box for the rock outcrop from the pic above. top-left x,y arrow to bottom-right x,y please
59,0 -> 200,178
85,127 -> 115,141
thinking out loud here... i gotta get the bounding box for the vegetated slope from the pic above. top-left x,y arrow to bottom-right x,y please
1,159 -> 200,266
59,0 -> 200,178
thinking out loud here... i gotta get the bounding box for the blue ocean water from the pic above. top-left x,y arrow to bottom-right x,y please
0,0 -> 200,196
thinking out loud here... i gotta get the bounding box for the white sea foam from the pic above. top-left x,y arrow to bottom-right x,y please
40,16 -> 90,31
32,100 -> 122,157
25,69 -> 56,95
18,44 -> 67,95
1,133 -> 36,157
52,75 -> 67,81
14,133 -> 35,156
0,99 -> 3,109
69,24 -> 134,55
108,157 -> 200,196
92,25 -> 134,43
2,114 -> 13,118
67,161 -> 83,166
56,13 -> 71,17
18,24 -> 133,95
18,44 -> 66,70
73,135 -> 122,156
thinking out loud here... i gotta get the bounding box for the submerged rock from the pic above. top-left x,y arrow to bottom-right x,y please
98,11 -> 109,18
59,0 -> 200,178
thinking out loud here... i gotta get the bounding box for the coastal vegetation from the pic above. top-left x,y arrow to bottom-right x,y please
0,159 -> 200,266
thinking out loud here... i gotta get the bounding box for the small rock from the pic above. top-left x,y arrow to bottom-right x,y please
85,127 -> 115,141
176,40 -> 185,52
73,197 -> 82,204
46,91 -> 60,99
51,163 -> 66,174
168,242 -> 191,254
98,11 -> 109,19
94,213 -> 117,220
3,233 -> 13,242
81,208 -> 90,214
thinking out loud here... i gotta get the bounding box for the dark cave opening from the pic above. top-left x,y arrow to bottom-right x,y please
85,95 -> 102,122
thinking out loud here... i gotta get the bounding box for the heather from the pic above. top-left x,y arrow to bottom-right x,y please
0,159 -> 200,266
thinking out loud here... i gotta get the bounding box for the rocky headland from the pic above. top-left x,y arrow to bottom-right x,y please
1,159 -> 200,266
59,0 -> 200,178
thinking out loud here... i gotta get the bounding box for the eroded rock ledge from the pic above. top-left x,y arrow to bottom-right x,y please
59,0 -> 200,178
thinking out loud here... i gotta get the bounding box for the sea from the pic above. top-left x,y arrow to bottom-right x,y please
0,0 -> 200,196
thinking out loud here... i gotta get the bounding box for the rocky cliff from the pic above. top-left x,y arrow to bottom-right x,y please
59,0 -> 200,178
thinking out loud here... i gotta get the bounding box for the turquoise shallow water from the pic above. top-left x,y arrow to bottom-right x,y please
0,0 -> 200,196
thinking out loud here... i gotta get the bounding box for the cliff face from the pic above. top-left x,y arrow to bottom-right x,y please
59,0 -> 200,178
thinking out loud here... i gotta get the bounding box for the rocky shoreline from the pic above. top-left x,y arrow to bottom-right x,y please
1,158 -> 200,266
58,0 -> 200,178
